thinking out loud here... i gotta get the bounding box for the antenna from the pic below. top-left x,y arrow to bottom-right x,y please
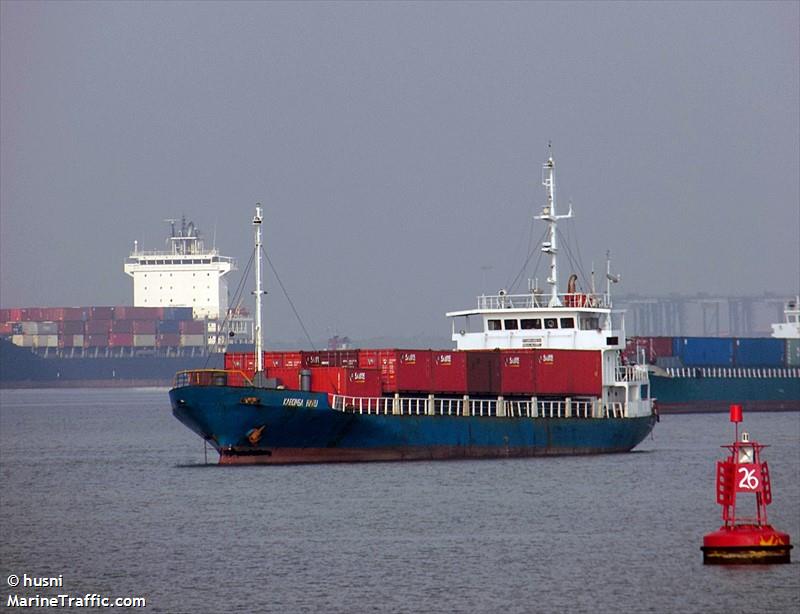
253,204 -> 265,374
163,218 -> 177,251
535,145 -> 573,307
606,250 -> 620,307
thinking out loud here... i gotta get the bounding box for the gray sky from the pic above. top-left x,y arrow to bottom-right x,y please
1,1 -> 798,341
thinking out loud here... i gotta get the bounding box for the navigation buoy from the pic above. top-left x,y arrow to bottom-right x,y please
701,404 -> 793,564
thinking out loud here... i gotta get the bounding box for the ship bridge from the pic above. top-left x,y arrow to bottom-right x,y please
124,216 -> 235,320
446,291 -> 626,351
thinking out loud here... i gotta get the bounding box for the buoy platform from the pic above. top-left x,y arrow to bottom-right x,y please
701,404 -> 792,564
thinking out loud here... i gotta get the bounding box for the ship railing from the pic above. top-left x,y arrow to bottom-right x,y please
330,395 -> 394,414
615,365 -> 649,383
173,369 -> 253,388
477,292 -> 608,310
330,395 -> 608,419
602,402 -> 626,418
665,367 -> 800,379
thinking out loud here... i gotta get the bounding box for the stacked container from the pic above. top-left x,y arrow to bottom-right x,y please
465,351 -> 501,394
301,350 -> 359,368
673,337 -> 734,367
430,351 -> 468,393
308,367 -> 382,397
734,338 -> 785,367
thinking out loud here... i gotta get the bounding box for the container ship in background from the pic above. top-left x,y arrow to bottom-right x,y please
624,298 -> 800,413
0,217 -> 252,386
169,151 -> 657,464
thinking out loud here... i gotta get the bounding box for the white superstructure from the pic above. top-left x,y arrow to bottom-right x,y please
124,217 -> 235,319
446,148 -> 652,418
771,297 -> 800,339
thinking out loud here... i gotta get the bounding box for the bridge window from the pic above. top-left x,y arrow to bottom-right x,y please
487,319 -> 501,331
560,317 -> 575,329
521,318 -> 541,330
544,318 -> 558,329
504,319 -> 519,330
580,316 -> 600,330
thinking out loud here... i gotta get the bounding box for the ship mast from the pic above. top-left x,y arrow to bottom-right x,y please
535,144 -> 572,307
253,204 -> 264,373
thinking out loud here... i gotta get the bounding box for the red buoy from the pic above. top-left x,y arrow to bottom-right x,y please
701,405 -> 793,564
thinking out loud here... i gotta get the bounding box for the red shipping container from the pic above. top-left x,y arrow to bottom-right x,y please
382,349 -> 433,393
58,320 -> 84,334
626,336 -> 674,363
86,334 -> 108,347
0,308 -> 9,322
25,308 -> 44,321
113,306 -> 162,321
226,352 -> 301,372
302,350 -> 359,368
499,350 -> 538,395
112,306 -> 130,320
358,350 -> 379,368
109,333 -> 134,347
374,351 -> 396,391
336,350 -> 360,367
179,320 -> 205,334
225,352 -> 257,372
309,366 -> 337,393
341,367 -> 382,397
85,319 -> 112,334
263,352 -> 284,368
310,367 -> 382,397
0,322 -> 12,334
268,367 -> 301,388
303,351 -> 321,367
89,306 -> 114,320
157,333 -> 180,347
45,307 -> 83,321
648,337 -> 673,358
110,320 -> 134,333
63,307 -> 87,321
131,320 -> 157,334
10,308 -> 24,321
430,351 -> 468,393
466,351 -> 501,394
281,352 -> 302,368
533,349 -> 601,396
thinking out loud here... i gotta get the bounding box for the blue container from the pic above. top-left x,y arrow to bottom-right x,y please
157,320 -> 180,333
162,307 -> 194,321
734,338 -> 785,367
676,337 -> 734,366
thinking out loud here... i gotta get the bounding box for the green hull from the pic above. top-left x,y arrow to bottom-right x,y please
651,374 -> 800,413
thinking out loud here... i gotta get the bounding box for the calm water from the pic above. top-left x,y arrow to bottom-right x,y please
1,388 -> 798,613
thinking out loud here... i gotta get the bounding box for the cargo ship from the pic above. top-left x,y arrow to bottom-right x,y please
0,218 -> 250,387
625,300 -> 800,413
169,151 -> 657,464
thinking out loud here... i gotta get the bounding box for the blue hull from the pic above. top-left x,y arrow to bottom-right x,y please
169,385 -> 657,464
